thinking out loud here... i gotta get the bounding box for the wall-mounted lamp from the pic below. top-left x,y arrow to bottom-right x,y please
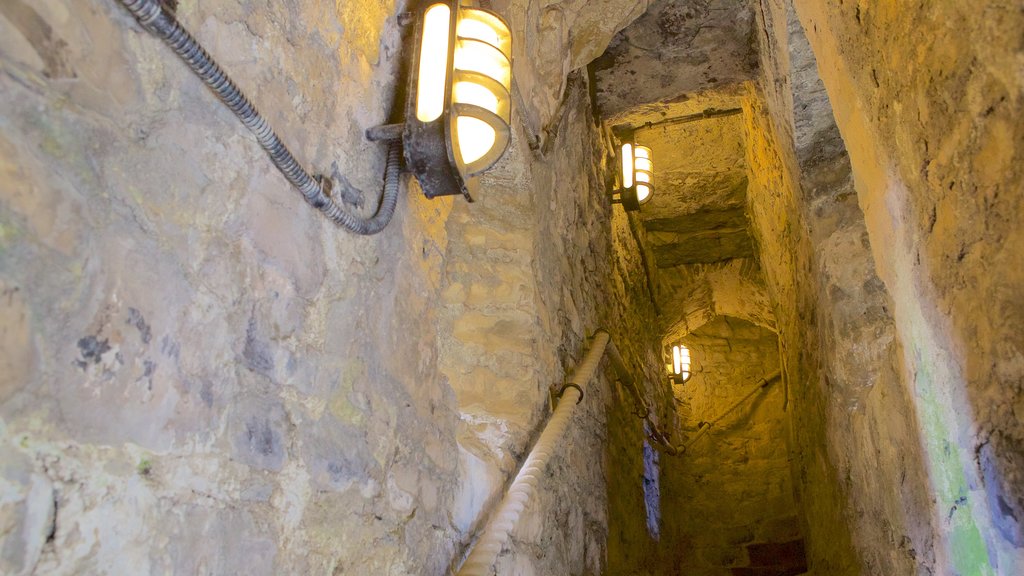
370,1 -> 514,201
668,344 -> 691,384
114,0 -> 513,237
610,137 -> 654,211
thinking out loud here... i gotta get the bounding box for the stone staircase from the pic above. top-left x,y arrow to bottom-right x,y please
730,539 -> 808,576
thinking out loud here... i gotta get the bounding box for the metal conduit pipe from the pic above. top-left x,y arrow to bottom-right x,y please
682,370 -> 782,453
455,331 -> 611,576
604,340 -> 643,406
647,424 -> 683,456
604,340 -> 684,455
114,0 -> 401,235
684,421 -> 714,450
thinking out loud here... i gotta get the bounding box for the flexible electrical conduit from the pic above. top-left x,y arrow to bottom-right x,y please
114,0 -> 400,235
455,331 -> 611,576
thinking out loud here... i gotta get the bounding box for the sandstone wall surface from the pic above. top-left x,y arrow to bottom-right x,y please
747,2 -> 941,574
741,3 -> 938,573
0,1 -> 666,574
440,76 -> 669,576
660,317 -> 797,576
592,0 -> 757,121
791,0 -> 1024,572
742,86 -> 861,575
603,206 -> 682,576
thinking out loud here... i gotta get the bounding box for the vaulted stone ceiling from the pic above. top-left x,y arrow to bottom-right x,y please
591,0 -> 773,338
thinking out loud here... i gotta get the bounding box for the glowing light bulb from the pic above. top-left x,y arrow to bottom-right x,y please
633,145 -> 653,204
454,81 -> 498,113
458,17 -> 500,47
672,344 -> 691,377
456,116 -> 496,164
416,4 -> 451,122
636,184 -> 651,203
404,3 -> 513,199
621,143 -> 633,188
454,40 -> 511,88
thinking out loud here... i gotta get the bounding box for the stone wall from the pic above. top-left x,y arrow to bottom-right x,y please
743,1 -> 944,573
604,206 -> 679,575
0,1 -> 668,574
440,75 -> 668,575
661,317 -> 799,576
742,78 -> 858,575
592,0 -> 757,120
790,0 -> 1024,572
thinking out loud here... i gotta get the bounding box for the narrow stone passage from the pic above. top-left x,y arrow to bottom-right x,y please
662,318 -> 801,576
1,0 -> 1021,574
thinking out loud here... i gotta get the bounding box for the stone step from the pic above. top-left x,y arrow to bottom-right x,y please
730,539 -> 808,576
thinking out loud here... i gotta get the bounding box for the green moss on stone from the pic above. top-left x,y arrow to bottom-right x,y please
915,348 -> 994,576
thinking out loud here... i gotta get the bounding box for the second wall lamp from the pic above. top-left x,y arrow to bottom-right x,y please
113,0 -> 513,235
671,344 -> 692,384
664,344 -> 692,386
610,136 -> 655,211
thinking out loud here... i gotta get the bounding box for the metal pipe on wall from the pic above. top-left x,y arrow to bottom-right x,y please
682,370 -> 782,452
452,333 -> 779,573
455,331 -> 611,576
605,339 -> 684,455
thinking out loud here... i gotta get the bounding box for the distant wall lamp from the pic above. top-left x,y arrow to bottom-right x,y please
610,137 -> 654,211
113,0 -> 513,237
370,1 -> 514,201
669,344 -> 691,384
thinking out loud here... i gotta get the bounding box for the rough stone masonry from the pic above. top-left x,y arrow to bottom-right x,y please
2,0 -> 1023,574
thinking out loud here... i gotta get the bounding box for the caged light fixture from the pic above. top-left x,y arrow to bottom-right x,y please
669,344 -> 691,384
370,0 -> 514,201
610,136 -> 654,211
112,0 -> 513,236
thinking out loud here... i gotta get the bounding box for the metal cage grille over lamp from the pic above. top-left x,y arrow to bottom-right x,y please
398,1 -> 513,201
611,140 -> 654,211
669,344 -> 691,384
